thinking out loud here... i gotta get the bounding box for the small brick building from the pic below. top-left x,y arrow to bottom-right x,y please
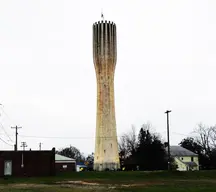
0,148 -> 55,177
55,154 -> 76,172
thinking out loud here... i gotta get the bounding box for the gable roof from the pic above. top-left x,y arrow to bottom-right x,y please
169,146 -> 198,157
55,154 -> 76,163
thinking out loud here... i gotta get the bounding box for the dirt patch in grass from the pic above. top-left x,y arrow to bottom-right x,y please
2,179 -> 194,190
0,182 -> 107,190
121,182 -> 164,187
56,180 -> 100,186
0,183 -> 51,189
176,179 -> 216,183
56,180 -> 165,188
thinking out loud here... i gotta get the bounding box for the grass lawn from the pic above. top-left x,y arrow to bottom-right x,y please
0,170 -> 216,191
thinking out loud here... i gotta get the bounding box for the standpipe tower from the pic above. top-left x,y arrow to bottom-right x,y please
93,20 -> 120,171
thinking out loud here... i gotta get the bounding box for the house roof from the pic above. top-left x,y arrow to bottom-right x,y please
55,154 -> 76,163
169,146 -> 198,157
76,164 -> 87,167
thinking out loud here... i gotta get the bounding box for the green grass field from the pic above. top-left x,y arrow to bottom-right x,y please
0,171 -> 216,191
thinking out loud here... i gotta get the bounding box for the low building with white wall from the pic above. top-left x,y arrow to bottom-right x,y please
170,146 -> 199,171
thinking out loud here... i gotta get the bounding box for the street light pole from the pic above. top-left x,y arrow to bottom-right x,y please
165,110 -> 171,171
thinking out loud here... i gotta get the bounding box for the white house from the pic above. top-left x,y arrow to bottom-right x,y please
170,146 -> 199,171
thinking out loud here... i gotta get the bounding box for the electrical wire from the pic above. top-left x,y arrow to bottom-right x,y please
171,132 -> 192,137
0,106 -> 15,125
0,137 -> 14,147
0,130 -> 192,140
0,122 -> 14,142
0,131 -> 193,148
0,106 -> 14,142
19,132 -> 191,139
18,134 -> 121,139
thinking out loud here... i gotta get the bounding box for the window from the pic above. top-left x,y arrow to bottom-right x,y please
111,143 -> 112,148
191,157 -> 194,162
62,165 -> 67,169
104,150 -> 106,153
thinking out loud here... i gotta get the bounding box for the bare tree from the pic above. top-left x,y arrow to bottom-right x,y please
141,122 -> 162,141
125,125 -> 137,156
119,123 -> 157,158
141,122 -> 152,130
119,134 -> 127,160
119,125 -> 137,159
209,126 -> 216,148
194,123 -> 216,157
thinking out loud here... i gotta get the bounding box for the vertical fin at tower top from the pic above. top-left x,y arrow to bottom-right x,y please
101,9 -> 104,21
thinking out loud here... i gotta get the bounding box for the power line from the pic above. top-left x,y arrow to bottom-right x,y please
0,131 -> 194,140
0,122 -> 14,143
0,105 -> 15,125
0,105 -> 15,143
0,137 -> 14,147
161,131 -> 192,137
0,133 -> 127,139
1,132 -> 193,140
0,133 -> 125,139
18,134 -> 121,139
171,132 -> 192,137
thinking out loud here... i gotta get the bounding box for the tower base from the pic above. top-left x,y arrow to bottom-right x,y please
94,162 -> 120,171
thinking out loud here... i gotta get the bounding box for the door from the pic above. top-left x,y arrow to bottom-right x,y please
4,160 -> 12,176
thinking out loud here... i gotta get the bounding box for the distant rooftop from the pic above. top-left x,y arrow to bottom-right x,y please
55,154 -> 76,163
76,162 -> 87,167
168,146 -> 198,157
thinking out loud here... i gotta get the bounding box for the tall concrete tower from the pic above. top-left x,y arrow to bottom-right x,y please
93,20 -> 120,171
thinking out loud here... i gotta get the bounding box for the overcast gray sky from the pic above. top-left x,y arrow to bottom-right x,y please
0,0 -> 216,155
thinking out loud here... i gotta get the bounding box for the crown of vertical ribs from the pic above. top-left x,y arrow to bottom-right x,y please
93,21 -> 117,72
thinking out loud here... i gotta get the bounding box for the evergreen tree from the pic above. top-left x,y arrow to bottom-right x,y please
136,127 -> 167,170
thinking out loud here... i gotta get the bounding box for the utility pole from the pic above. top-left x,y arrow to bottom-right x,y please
39,142 -> 42,150
11,125 -> 22,151
165,110 -> 171,171
20,141 -> 27,151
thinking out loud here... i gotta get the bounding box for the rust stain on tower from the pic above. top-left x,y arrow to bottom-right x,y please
93,20 -> 120,171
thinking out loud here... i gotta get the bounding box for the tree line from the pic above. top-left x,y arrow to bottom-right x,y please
56,145 -> 94,170
56,122 -> 216,171
119,123 -> 169,170
180,123 -> 216,170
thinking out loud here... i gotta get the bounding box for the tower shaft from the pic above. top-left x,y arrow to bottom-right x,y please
93,21 -> 120,171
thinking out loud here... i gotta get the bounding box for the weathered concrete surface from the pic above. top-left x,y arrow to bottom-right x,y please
93,21 -> 120,171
